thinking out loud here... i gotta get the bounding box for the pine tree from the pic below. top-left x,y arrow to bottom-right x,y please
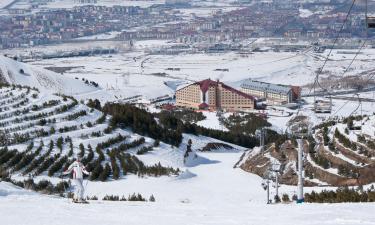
184,139 -> 192,158
50,126 -> 55,135
282,194 -> 290,202
68,138 -> 73,157
153,139 -> 160,147
99,163 -> 111,182
56,137 -> 64,153
109,152 -> 120,180
149,194 -> 156,202
274,195 -> 281,203
78,143 -> 85,158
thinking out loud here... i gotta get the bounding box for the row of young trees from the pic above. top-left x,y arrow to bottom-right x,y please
306,135 -> 331,169
157,109 -> 206,123
0,100 -> 77,127
0,165 -> 69,195
103,103 -> 182,147
102,193 -> 155,202
93,100 -> 268,149
304,186 -> 375,203
0,92 -> 27,107
357,135 -> 375,156
0,95 -> 29,113
335,128 -> 357,150
221,113 -> 271,135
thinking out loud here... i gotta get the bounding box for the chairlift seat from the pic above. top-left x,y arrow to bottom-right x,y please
367,17 -> 375,28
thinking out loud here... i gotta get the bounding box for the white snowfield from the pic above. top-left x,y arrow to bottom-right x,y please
10,43 -> 375,106
1,151 -> 375,225
0,55 -> 98,95
0,0 -> 14,9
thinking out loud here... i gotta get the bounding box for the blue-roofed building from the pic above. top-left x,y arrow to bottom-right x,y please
240,79 -> 301,105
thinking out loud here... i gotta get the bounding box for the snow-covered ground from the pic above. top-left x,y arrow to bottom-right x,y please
20,45 -> 375,100
0,55 -> 100,96
1,150 -> 375,225
4,38 -> 375,102
196,111 -> 228,131
0,0 -> 14,9
18,49 -> 315,102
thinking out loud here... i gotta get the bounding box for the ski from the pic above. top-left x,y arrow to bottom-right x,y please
72,200 -> 89,204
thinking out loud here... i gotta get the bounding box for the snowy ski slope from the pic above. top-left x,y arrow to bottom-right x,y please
0,55 -> 98,95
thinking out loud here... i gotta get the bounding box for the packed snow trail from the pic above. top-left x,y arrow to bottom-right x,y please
1,182 -> 375,225
1,151 -> 375,225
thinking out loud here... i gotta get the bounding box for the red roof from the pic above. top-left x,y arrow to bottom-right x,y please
221,83 -> 256,101
198,79 -> 216,93
199,102 -> 209,109
178,79 -> 256,102
195,79 -> 255,101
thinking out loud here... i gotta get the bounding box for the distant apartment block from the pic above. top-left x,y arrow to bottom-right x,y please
176,79 -> 255,111
240,79 -> 301,105
74,0 -> 98,3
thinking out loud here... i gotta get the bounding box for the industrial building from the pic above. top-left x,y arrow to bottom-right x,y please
240,79 -> 301,105
176,79 -> 255,111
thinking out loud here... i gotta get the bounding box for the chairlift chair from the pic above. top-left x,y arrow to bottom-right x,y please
367,16 -> 375,28
366,0 -> 375,28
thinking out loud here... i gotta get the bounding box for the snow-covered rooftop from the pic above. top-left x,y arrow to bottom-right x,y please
240,79 -> 292,94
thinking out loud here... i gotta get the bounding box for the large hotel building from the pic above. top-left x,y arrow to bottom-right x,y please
176,79 -> 256,111
240,79 -> 301,105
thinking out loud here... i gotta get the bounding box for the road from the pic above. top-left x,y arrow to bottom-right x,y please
302,86 -> 375,97
331,95 -> 375,103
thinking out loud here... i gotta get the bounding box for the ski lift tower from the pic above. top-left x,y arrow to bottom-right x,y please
270,163 -> 281,199
296,139 -> 305,203
262,163 -> 281,204
287,115 -> 311,204
261,170 -> 272,204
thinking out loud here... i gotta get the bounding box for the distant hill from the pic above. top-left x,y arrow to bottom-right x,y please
0,55 -> 98,95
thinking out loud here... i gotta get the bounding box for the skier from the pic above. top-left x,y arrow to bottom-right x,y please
62,158 -> 90,203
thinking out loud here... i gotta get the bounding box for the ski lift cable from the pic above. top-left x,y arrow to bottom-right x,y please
326,73 -> 375,130
309,0 -> 369,119
327,71 -> 375,127
342,38 -> 367,77
350,94 -> 362,115
308,0 -> 358,95
314,0 -> 358,91
326,93 -> 360,133
330,71 -> 375,118
342,0 -> 371,78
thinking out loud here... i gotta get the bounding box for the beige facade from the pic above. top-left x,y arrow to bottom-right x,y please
175,84 -> 202,109
240,79 -> 301,105
240,87 -> 289,105
176,79 -> 255,111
